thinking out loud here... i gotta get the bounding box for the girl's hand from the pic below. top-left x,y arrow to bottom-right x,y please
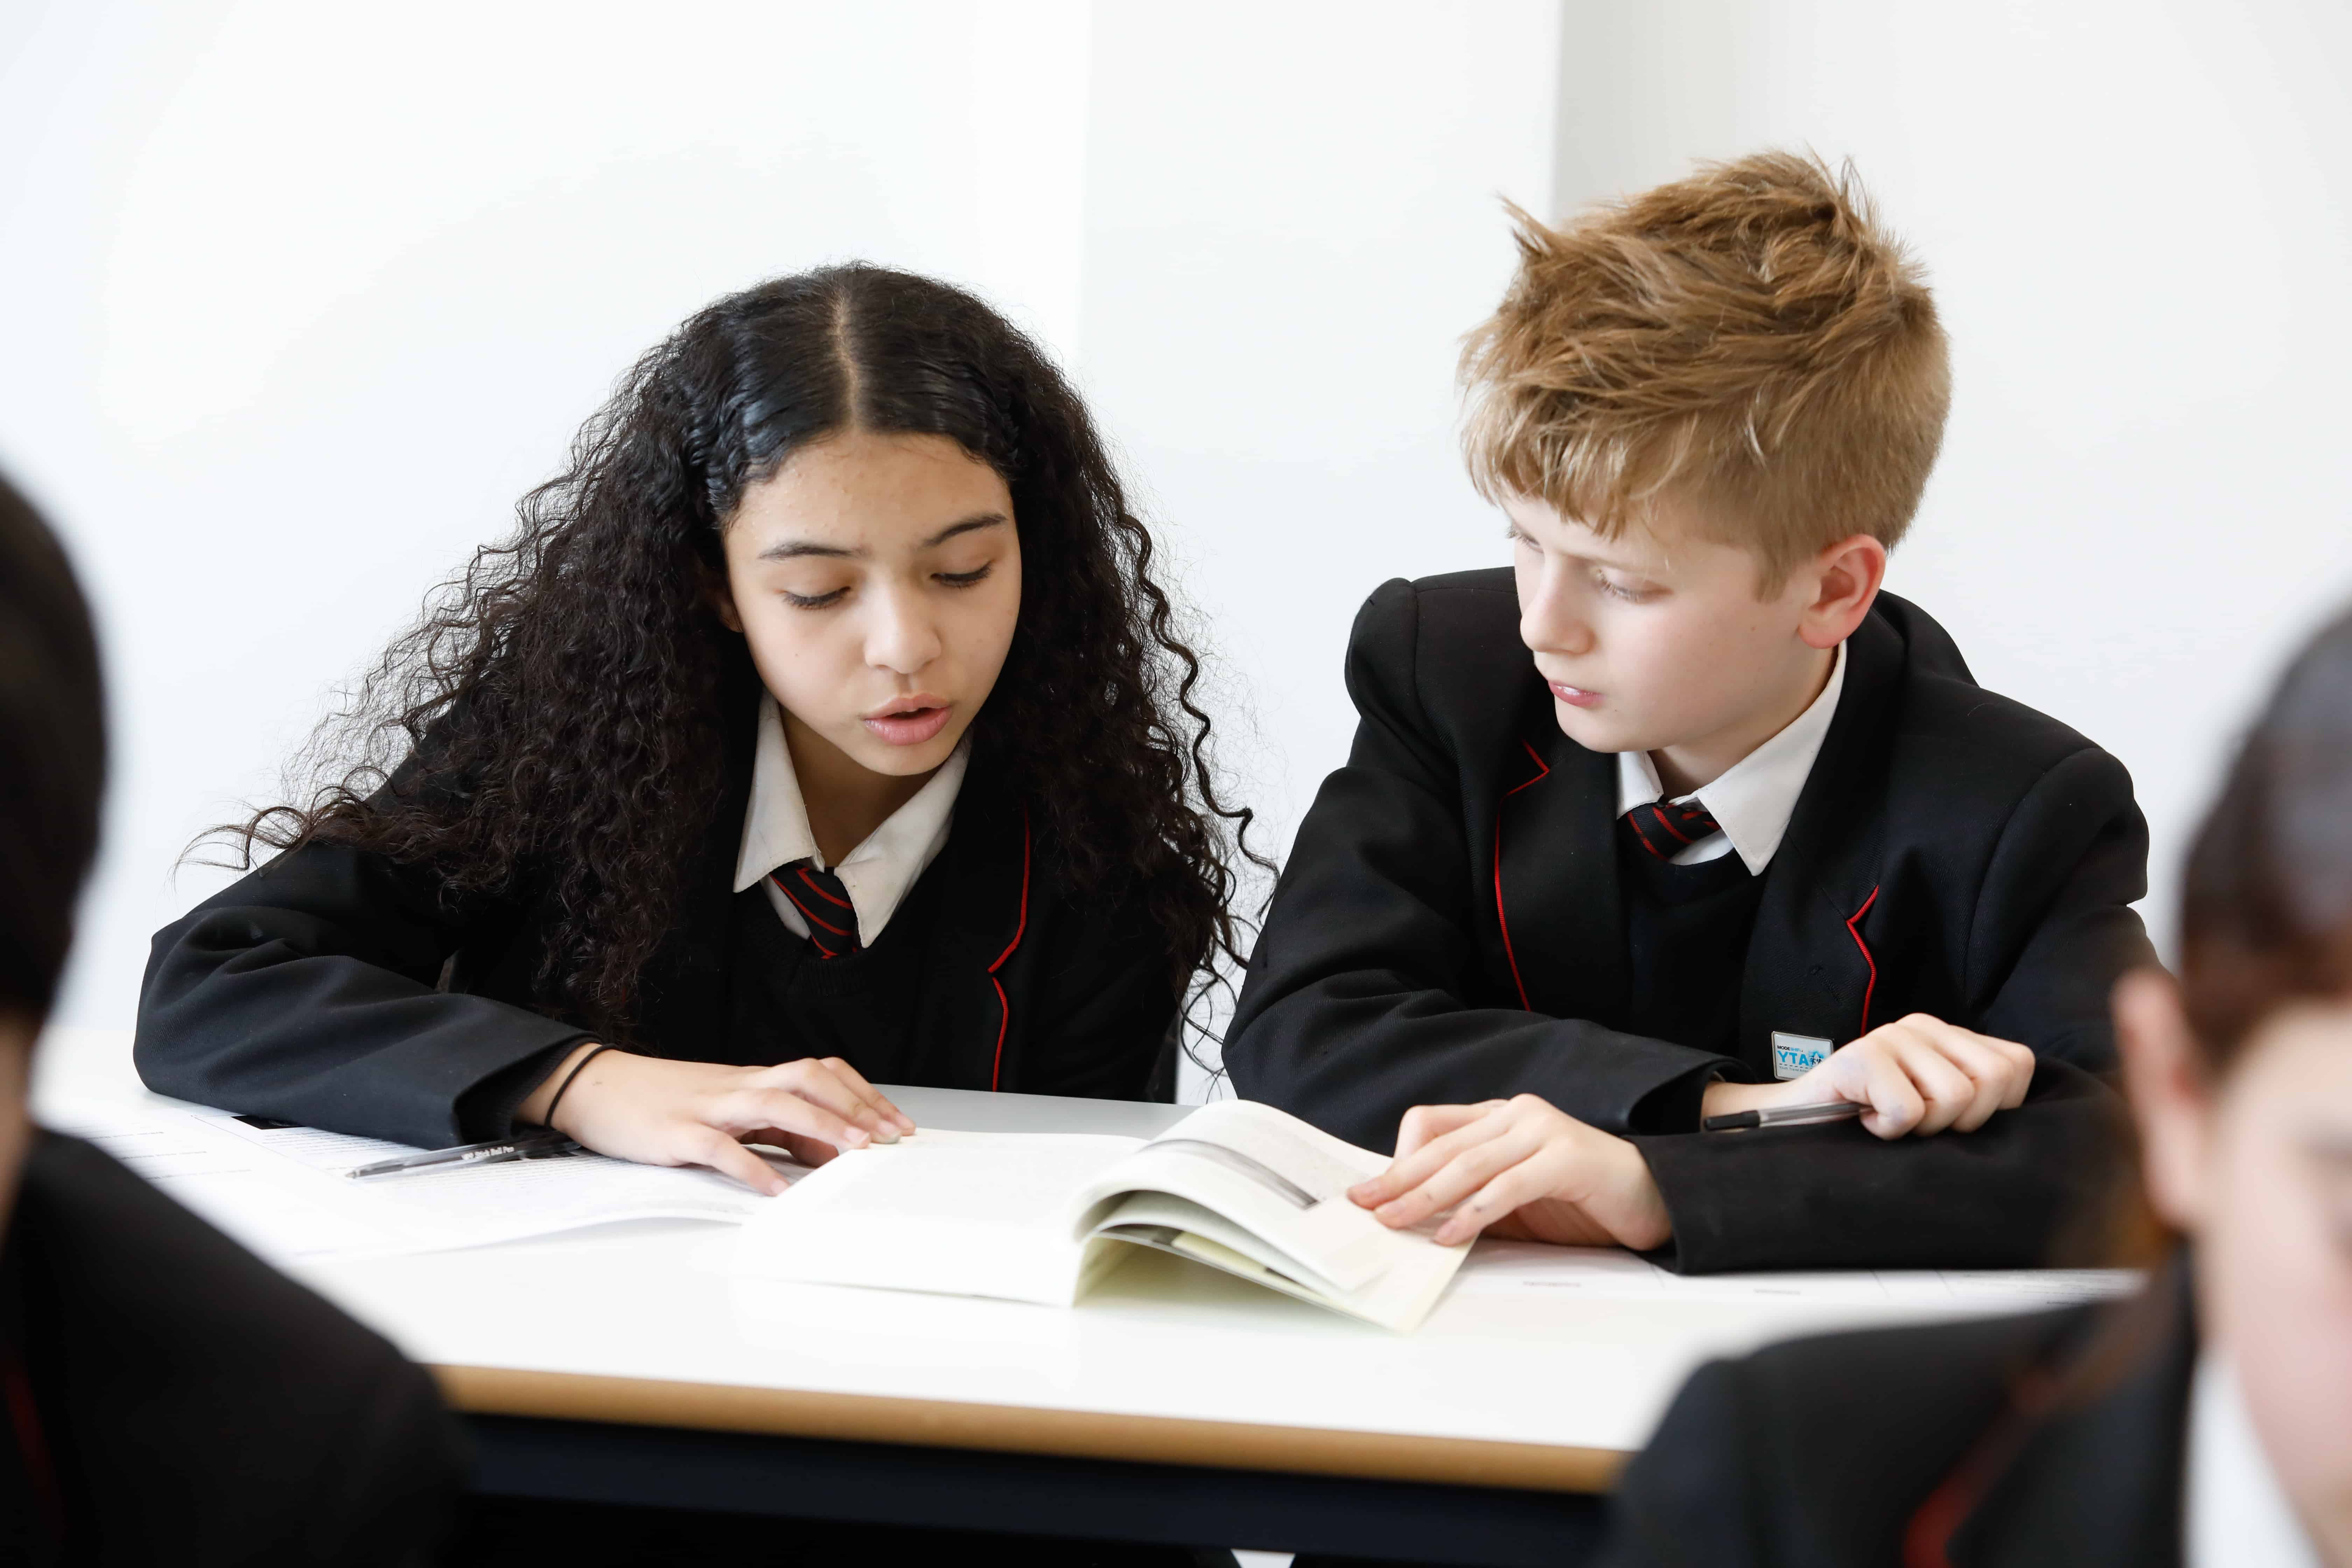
1700,1014 -> 2036,1139
518,1045 -> 916,1195
1345,1095 -> 1673,1251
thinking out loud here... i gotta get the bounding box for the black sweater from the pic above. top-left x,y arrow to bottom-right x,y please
1227,572 -> 2152,1273
136,721 -> 1180,1148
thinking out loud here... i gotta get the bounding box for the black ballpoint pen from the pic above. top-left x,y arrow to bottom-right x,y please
1700,1100 -> 1867,1133
345,1129 -> 581,1180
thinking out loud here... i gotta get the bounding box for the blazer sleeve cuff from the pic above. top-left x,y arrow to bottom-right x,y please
1626,1065 -> 2129,1274
1516,1031 -> 1744,1135
336,1003 -> 596,1148
453,1038 -> 588,1141
1627,1059 -> 1751,1135
1630,1131 -> 1755,1274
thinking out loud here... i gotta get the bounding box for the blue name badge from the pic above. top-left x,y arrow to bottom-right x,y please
1771,1032 -> 1833,1081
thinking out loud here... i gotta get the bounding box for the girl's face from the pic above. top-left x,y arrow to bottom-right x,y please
2118,972 -> 2352,1555
719,430 -> 1022,782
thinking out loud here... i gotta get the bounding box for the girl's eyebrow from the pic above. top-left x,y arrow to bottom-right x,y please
922,511 -> 1009,548
758,539 -> 856,561
756,511 -> 1008,562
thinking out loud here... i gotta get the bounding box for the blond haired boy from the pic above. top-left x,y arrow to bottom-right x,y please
1227,153 -> 2149,1271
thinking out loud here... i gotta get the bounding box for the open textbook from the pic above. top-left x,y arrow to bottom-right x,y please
732,1098 -> 1467,1331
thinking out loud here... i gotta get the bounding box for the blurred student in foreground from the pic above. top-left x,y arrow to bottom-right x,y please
0,470 -> 463,1566
1600,609 -> 2352,1567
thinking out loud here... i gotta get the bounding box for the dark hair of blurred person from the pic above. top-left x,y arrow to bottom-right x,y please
0,469 -> 105,1221
0,469 -> 463,1568
1595,607 -> 2352,1568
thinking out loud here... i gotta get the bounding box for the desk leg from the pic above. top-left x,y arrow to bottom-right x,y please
465,1416 -> 1606,1568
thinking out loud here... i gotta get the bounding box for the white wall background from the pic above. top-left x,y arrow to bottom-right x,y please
5,0 -> 2346,1081
1555,0 -> 2352,953
0,0 -> 1557,1096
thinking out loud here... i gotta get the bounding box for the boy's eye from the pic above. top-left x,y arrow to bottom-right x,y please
1596,572 -> 1649,602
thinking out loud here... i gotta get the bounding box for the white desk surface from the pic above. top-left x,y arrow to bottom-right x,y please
34,1028 -> 2121,1491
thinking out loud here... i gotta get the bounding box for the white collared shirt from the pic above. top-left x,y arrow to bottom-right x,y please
2186,1351 -> 2323,1568
1615,642 -> 1847,876
730,695 -> 968,948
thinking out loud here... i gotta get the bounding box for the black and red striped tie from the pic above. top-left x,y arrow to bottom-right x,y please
1621,797 -> 1722,860
771,860 -> 861,957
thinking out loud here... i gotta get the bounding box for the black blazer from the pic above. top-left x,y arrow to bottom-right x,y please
1226,570 -> 2151,1272
3,1130 -> 463,1567
1600,1265 -> 2196,1567
136,698 -> 1180,1149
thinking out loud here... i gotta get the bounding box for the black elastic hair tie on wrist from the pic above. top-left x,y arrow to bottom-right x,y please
541,1043 -> 616,1129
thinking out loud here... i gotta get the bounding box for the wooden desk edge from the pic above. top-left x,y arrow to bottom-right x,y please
435,1364 -> 1625,1494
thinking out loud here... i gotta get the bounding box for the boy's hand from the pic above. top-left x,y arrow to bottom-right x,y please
1346,1095 -> 1672,1251
1701,1014 -> 2036,1139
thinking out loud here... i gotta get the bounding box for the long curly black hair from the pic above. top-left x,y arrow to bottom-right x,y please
212,264 -> 1265,1051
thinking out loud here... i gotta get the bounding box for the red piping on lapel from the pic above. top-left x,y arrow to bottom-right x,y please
986,811 -> 1033,1091
1493,739 -> 1552,1011
1846,886 -> 1880,1039
1900,1364 -> 2060,1568
3,1350 -> 63,1541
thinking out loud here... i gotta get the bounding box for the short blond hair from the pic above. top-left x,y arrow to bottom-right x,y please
1461,151 -> 1949,586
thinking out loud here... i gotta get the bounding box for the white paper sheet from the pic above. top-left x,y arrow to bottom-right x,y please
43,1097 -> 793,1264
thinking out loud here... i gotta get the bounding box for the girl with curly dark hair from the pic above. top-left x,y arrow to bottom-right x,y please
135,264 -> 1261,1191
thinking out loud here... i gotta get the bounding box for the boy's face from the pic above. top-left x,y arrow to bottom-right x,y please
1505,492 -> 1855,781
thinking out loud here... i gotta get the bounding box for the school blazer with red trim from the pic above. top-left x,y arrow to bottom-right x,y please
1225,570 -> 2151,1273
133,681 -> 1178,1150
1598,1264 -> 2196,1568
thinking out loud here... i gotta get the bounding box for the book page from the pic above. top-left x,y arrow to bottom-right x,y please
1145,1098 -> 1387,1198
730,1128 -> 1145,1306
1075,1099 -> 1432,1295
1096,1189 -> 1469,1332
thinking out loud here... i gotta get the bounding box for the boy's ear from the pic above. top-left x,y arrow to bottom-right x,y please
2113,967 -> 2212,1233
1796,533 -> 1887,650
